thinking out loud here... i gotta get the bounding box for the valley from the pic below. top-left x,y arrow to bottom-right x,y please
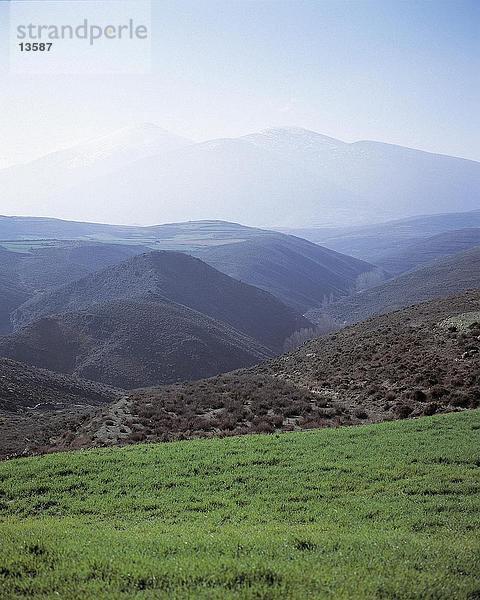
0,209 -> 479,461
0,132 -> 479,600
2,3 -> 478,597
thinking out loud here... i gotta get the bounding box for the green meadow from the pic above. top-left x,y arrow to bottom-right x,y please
0,411 -> 479,599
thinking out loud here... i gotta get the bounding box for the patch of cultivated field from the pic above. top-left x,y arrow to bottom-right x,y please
0,411 -> 479,598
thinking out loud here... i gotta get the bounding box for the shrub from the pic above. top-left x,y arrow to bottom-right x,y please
395,404 -> 413,419
354,409 -> 368,420
412,390 -> 427,402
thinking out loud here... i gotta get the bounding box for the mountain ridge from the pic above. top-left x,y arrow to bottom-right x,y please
2,125 -> 478,226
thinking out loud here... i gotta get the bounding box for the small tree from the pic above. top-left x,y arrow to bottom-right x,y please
283,318 -> 341,352
355,269 -> 385,292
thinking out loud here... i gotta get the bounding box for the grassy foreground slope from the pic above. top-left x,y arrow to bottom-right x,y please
0,411 -> 479,599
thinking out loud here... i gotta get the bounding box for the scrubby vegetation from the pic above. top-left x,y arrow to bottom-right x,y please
278,291 -> 480,421
0,410 -> 479,598
56,374 -> 338,450
3,290 -> 480,458
0,357 -> 120,459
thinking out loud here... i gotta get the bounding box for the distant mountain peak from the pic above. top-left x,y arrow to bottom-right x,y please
242,127 -> 346,151
259,126 -> 331,136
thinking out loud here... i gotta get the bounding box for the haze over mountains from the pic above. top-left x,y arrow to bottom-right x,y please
1,124 -> 479,227
374,228 -> 480,275
285,210 -> 480,262
0,169 -> 479,453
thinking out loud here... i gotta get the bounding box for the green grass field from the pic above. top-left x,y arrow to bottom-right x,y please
0,411 -> 479,599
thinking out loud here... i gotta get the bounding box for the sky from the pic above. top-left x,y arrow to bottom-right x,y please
0,0 -> 479,166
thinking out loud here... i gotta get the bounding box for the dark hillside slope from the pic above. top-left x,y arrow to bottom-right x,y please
194,235 -> 378,313
0,298 -> 273,389
51,291 -> 480,451
13,251 -> 309,352
0,357 -> 121,459
308,246 -> 480,325
375,228 -> 480,275
0,357 -> 119,412
0,248 -> 28,334
0,277 -> 28,335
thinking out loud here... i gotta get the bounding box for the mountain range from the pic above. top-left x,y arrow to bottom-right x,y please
0,207 -> 479,457
1,125 -> 479,226
0,221 -> 378,325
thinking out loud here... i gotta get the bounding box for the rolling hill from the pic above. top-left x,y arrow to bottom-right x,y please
373,228 -> 480,275
0,218 -> 380,314
14,243 -> 148,293
44,290 -> 480,452
0,243 -> 149,333
283,209 -> 480,262
308,246 -> 480,325
12,251 -> 310,352
0,297 -> 273,389
194,234 -> 379,313
0,216 -> 269,249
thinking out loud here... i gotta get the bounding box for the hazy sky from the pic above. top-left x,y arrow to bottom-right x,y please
0,0 -> 479,165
